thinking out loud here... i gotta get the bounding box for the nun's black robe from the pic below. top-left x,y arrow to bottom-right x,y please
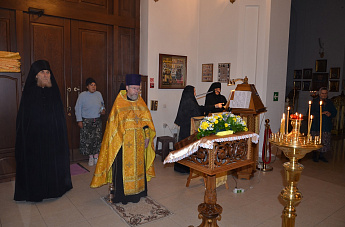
174,85 -> 214,173
204,82 -> 227,115
14,60 -> 72,202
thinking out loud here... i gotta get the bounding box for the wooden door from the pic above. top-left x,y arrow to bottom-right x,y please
69,20 -> 113,161
24,15 -> 113,162
23,14 -> 71,102
23,13 -> 73,157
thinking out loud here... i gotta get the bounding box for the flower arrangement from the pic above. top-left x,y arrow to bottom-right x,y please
196,112 -> 248,139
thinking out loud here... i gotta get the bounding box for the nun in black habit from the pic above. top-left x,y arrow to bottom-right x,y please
204,82 -> 227,115
14,60 -> 72,202
174,85 -> 222,173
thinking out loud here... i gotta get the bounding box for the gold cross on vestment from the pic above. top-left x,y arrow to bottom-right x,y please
137,139 -> 145,148
125,141 -> 132,148
126,161 -> 132,168
134,115 -> 140,123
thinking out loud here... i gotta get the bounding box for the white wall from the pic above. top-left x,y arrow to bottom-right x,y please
140,0 -> 200,138
196,0 -> 240,106
140,0 -> 291,143
265,0 -> 291,133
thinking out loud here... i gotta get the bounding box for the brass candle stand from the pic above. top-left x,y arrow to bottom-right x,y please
270,118 -> 322,227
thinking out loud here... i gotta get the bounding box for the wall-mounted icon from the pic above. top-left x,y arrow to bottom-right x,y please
151,100 -> 158,111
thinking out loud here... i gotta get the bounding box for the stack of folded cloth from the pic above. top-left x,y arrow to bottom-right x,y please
0,51 -> 21,72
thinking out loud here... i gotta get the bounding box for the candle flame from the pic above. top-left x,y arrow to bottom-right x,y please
288,106 -> 290,110
311,115 -> 313,119
320,101 -> 323,105
309,101 -> 312,104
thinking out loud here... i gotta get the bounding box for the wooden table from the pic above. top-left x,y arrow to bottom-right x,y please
164,131 -> 259,227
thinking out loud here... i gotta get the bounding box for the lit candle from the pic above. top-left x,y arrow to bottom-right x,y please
308,101 -> 312,136
320,101 -> 323,142
280,113 -> 285,134
286,107 -> 290,134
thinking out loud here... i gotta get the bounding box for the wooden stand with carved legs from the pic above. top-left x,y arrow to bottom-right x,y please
198,175 -> 222,227
170,132 -> 258,227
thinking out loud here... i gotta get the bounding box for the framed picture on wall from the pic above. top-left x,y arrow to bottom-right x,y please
294,81 -> 301,90
329,81 -> 339,92
311,73 -> 328,91
158,53 -> 187,89
293,70 -> 302,79
202,64 -> 213,82
218,63 -> 231,83
302,68 -> 312,79
329,67 -> 340,79
315,59 -> 327,72
302,81 -> 311,91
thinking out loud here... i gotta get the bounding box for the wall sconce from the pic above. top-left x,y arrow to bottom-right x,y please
227,76 -> 248,86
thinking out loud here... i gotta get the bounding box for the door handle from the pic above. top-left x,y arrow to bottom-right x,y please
66,87 -> 72,116
74,87 -> 80,95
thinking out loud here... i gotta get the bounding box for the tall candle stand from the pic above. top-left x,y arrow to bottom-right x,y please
270,117 -> 322,227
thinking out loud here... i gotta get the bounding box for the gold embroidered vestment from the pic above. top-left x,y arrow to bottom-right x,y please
90,90 -> 156,195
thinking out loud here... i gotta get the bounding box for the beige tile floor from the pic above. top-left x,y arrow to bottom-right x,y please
1,136 -> 345,227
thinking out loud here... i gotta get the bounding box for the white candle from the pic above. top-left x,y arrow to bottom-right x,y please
308,101 -> 312,136
308,115 -> 313,137
320,101 -> 323,142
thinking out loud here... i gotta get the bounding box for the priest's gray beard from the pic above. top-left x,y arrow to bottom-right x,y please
37,78 -> 52,88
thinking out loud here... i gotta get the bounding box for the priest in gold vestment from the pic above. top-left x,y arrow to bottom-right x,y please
91,74 -> 156,204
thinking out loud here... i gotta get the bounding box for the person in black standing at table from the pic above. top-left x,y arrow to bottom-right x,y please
14,60 -> 72,202
204,82 -> 227,116
310,87 -> 337,162
174,85 -> 223,173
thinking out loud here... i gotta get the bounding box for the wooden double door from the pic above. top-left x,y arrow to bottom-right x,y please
0,0 -> 140,181
24,14 -> 113,162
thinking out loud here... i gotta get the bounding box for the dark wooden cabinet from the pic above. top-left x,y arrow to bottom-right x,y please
0,0 -> 141,181
0,72 -> 21,182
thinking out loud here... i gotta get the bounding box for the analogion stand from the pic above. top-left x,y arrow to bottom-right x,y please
227,78 -> 267,179
164,132 -> 259,227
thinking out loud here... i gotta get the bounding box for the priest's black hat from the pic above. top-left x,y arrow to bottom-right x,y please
126,74 -> 141,86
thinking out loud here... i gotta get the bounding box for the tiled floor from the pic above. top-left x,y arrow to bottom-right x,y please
1,136 -> 345,227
